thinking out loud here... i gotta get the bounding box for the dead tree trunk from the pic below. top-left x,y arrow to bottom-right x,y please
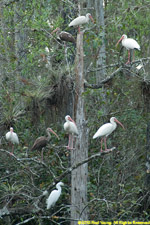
142,82 -> 150,186
14,1 -> 27,92
95,0 -> 106,81
71,32 -> 89,223
146,122 -> 150,186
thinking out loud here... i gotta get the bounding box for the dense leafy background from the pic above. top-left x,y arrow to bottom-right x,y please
0,0 -> 150,224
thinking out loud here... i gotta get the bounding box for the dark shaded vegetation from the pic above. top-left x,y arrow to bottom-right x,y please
0,0 -> 150,224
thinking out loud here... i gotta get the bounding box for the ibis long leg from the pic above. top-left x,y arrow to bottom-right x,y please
133,50 -> 135,62
10,143 -> 14,155
41,148 -> 44,161
126,50 -> 130,64
104,137 -> 108,151
68,134 -> 71,149
101,138 -> 103,152
78,26 -> 80,33
71,135 -> 74,149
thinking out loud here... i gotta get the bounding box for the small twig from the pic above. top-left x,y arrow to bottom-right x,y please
87,57 -> 150,73
79,197 -> 109,218
85,67 -> 122,89
49,148 -> 115,187
41,28 -> 65,47
0,149 -> 47,166
15,216 -> 35,225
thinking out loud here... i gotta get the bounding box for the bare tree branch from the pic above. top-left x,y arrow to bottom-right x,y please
0,147 -> 115,219
87,57 -> 150,73
85,67 -> 122,89
15,217 -> 36,225
51,147 -> 116,185
85,56 -> 150,89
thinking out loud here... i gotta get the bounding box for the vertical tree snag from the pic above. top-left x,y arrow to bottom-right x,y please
14,1 -> 27,75
95,0 -> 106,81
142,83 -> 150,186
71,32 -> 89,223
94,0 -> 108,115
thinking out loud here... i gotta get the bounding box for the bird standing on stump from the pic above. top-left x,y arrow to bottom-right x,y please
64,115 -> 78,150
69,13 -> 94,33
116,34 -> 140,64
46,182 -> 64,209
6,127 -> 19,155
93,117 -> 124,152
30,128 -> 59,161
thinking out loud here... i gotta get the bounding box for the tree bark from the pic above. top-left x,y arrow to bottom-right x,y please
146,122 -> 150,186
14,2 -> 27,60
71,32 -> 89,223
0,4 -> 12,83
95,0 -> 106,81
94,0 -> 108,115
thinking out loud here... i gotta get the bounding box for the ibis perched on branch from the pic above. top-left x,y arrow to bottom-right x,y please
69,13 -> 94,32
116,34 -> 140,64
6,127 -> 19,155
93,117 -> 124,152
64,115 -> 78,150
46,182 -> 64,209
51,27 -> 76,43
30,128 -> 59,161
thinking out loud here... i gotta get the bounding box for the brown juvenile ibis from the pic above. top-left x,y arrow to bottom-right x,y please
51,27 -> 76,43
93,117 -> 124,152
69,13 -> 94,32
30,128 -> 59,161
5,127 -> 19,155
116,34 -> 140,64
64,115 -> 78,149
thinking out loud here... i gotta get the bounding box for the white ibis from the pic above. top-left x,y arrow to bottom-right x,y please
69,13 -> 94,32
116,34 -> 140,64
64,115 -> 78,149
30,128 -> 59,161
46,182 -> 64,209
51,27 -> 76,43
93,117 -> 124,152
5,127 -> 19,155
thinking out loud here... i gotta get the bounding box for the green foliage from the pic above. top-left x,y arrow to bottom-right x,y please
105,0 -> 150,63
0,0 -> 150,224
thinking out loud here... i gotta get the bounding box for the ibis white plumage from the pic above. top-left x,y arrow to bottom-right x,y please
93,117 -> 124,152
46,182 -> 64,209
64,115 -> 78,149
69,13 -> 94,32
116,34 -> 140,64
6,127 -> 19,154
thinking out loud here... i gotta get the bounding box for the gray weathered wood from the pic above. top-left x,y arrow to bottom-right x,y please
71,32 -> 89,223
95,0 -> 106,81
